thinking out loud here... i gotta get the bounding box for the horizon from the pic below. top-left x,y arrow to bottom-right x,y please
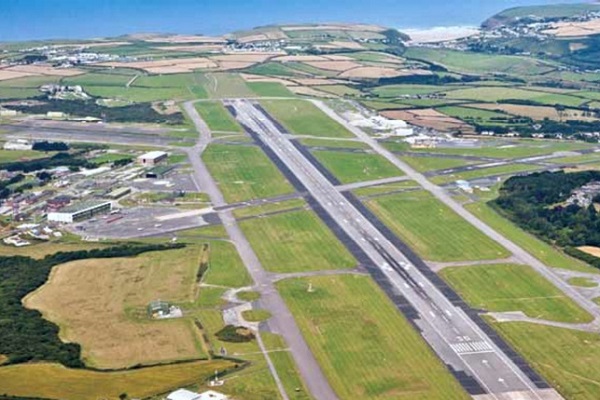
0,0 -> 590,42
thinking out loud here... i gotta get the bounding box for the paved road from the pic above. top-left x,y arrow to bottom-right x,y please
230,99 -> 561,400
182,101 -> 338,400
311,99 -> 600,323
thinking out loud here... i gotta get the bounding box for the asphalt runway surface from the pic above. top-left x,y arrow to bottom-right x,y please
228,99 -> 561,400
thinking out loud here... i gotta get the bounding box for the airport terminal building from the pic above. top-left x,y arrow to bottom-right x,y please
48,200 -> 112,223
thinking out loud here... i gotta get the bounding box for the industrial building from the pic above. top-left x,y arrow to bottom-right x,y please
137,150 -> 168,166
47,200 -> 112,223
145,165 -> 175,179
166,389 -> 228,400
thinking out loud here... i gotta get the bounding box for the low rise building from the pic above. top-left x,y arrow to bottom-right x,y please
137,151 -> 168,166
47,200 -> 112,223
166,389 -> 228,400
4,139 -> 33,151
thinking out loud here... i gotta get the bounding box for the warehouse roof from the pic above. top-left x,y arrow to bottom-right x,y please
138,150 -> 167,159
57,200 -> 111,214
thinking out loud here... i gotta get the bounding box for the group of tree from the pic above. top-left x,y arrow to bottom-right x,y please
492,170 -> 600,267
4,97 -> 183,125
32,141 -> 69,152
0,243 -> 185,367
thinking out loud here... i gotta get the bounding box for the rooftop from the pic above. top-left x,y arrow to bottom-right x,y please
138,150 -> 168,159
57,200 -> 111,214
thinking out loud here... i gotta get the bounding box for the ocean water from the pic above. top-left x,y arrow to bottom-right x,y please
0,0 -> 590,41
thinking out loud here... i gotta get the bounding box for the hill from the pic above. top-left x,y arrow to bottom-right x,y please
482,3 -> 600,28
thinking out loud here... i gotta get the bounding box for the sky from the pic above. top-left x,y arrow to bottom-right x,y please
0,0 -> 592,41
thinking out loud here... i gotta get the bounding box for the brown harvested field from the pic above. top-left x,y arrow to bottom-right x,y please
322,54 -> 354,61
4,65 -> 84,77
240,73 -> 296,86
544,19 -> 600,37
99,57 -> 217,73
303,60 -> 363,72
328,41 -> 365,49
153,45 -> 224,52
210,53 -> 276,63
24,246 -> 205,369
578,246 -> 600,258
273,55 -> 329,62
288,85 -> 336,98
470,103 -> 600,121
382,108 -> 474,133
339,66 -> 404,78
144,35 -> 226,43
0,69 -> 36,81
217,61 -> 257,71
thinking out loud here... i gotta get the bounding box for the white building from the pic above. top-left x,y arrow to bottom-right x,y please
166,389 -> 228,400
137,150 -> 168,166
47,201 -> 112,223
4,139 -> 33,151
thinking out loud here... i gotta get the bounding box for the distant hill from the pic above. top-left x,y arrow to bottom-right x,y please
482,3 -> 600,29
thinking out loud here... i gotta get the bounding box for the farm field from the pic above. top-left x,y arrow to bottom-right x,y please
364,190 -> 509,261
277,275 -> 470,400
400,155 -> 476,172
469,103 -> 600,121
202,143 -> 295,203
444,86 -> 586,106
247,81 -> 295,97
260,99 -> 354,138
404,47 -> 556,76
440,263 -> 592,323
200,72 -> 255,99
24,246 -> 205,369
195,101 -> 242,132
239,209 -> 356,273
0,360 -> 237,400
311,150 -> 402,184
464,201 -> 598,274
371,84 -> 452,97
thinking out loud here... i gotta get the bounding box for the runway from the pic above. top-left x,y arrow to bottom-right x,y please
228,99 -> 562,400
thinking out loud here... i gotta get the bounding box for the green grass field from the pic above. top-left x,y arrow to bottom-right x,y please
277,275 -> 470,400
260,100 -> 354,138
233,198 -> 306,219
239,209 -> 356,273
400,155 -> 475,172
411,140 -> 594,159
200,72 -> 254,99
352,181 -> 419,197
365,191 -> 509,261
465,202 -> 598,274
372,84 -> 452,98
0,149 -> 51,163
246,62 -> 299,77
314,85 -> 362,97
490,322 -> 600,400
568,277 -> 598,288
247,82 -> 294,97
63,72 -> 132,87
299,138 -> 369,150
429,163 -> 542,185
441,263 -> 592,323
202,143 -> 295,203
195,101 -> 242,132
203,240 -> 253,288
404,47 -> 555,76
0,360 -> 237,400
436,105 -> 514,124
312,150 -> 402,184
444,86 -> 586,106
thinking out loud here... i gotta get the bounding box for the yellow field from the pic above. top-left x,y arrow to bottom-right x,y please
24,246 -> 205,369
578,246 -> 600,258
0,240 -> 108,259
0,360 -> 236,400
